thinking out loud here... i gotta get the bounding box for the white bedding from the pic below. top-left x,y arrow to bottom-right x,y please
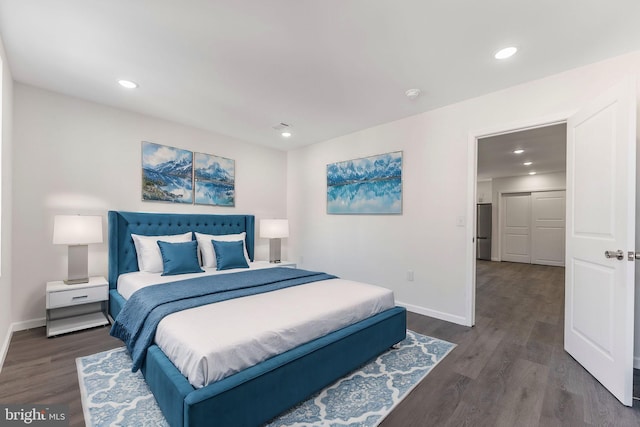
117,264 -> 395,388
117,261 -> 278,300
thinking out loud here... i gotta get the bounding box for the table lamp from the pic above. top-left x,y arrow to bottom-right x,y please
260,219 -> 289,263
53,215 -> 103,284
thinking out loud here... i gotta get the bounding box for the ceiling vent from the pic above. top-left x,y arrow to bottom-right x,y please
272,122 -> 290,131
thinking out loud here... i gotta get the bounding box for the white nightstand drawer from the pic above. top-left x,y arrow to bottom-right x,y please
48,285 -> 108,308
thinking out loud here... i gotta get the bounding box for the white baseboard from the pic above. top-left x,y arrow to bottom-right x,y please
0,323 -> 11,375
396,301 -> 471,327
12,317 -> 45,332
0,318 -> 46,374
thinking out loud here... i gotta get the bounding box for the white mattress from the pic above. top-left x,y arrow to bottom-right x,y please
117,264 -> 395,388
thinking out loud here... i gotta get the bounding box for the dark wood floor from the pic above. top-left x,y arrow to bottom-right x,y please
0,261 -> 638,426
0,324 -> 121,426
382,261 -> 640,427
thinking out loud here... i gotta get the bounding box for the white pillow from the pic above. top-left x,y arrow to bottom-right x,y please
195,231 -> 250,268
132,232 -> 193,273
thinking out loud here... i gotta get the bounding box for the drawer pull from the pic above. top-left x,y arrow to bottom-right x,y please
72,295 -> 89,300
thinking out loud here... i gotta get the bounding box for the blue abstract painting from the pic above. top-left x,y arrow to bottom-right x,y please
194,152 -> 235,206
327,151 -> 402,214
142,142 -> 193,203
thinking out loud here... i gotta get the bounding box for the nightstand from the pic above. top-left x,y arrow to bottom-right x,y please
251,261 -> 297,269
46,276 -> 110,337
274,261 -> 297,268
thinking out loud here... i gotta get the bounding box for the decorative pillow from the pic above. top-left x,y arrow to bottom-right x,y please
157,240 -> 204,276
212,240 -> 250,270
131,232 -> 192,273
194,232 -> 250,268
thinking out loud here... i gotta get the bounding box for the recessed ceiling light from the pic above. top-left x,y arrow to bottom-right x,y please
513,149 -> 524,154
523,161 -> 532,166
118,79 -> 138,89
529,171 -> 537,175
281,132 -> 292,138
495,47 -> 518,60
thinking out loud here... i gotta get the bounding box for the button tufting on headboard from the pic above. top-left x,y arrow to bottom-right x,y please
108,211 -> 256,292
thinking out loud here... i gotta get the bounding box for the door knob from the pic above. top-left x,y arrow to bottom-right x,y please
605,250 -> 624,260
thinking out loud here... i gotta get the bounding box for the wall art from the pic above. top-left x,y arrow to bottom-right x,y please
194,152 -> 236,206
327,151 -> 403,214
141,141 -> 193,204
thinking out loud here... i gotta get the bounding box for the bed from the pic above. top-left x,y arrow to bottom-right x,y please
108,211 -> 407,427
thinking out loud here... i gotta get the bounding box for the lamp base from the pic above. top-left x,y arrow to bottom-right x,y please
269,238 -> 282,263
67,244 -> 89,285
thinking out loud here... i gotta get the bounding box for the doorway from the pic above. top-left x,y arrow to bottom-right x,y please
465,120 -> 568,327
474,123 -> 567,265
466,80 -> 637,406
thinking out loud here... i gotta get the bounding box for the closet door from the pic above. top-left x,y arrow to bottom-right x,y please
501,193 -> 531,263
531,190 -> 566,266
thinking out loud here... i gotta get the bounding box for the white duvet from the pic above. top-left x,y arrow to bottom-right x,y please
117,263 -> 395,388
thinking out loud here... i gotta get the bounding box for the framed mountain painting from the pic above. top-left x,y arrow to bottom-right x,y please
327,151 -> 403,214
194,152 -> 235,206
141,141 -> 193,204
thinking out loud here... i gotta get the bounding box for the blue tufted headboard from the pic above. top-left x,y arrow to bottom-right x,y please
108,211 -> 255,290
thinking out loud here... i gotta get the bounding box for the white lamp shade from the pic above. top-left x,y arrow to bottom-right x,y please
260,219 -> 289,238
53,215 -> 103,245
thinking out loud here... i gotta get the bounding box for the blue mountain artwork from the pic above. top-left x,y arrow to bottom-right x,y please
327,152 -> 402,214
195,162 -> 234,183
327,153 -> 401,187
193,155 -> 235,206
143,157 -> 193,203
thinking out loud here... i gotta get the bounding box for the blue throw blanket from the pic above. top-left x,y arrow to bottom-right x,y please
110,267 -> 336,371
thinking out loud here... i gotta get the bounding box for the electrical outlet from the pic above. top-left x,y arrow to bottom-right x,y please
407,269 -> 414,281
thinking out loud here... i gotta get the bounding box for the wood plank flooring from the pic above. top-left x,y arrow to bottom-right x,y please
0,325 -> 121,426
0,261 -> 638,426
381,261 -> 640,427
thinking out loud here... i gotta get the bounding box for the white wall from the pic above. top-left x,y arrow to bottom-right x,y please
477,180 -> 492,203
287,51 -> 640,351
490,172 -> 566,261
0,35 -> 14,371
12,84 -> 288,325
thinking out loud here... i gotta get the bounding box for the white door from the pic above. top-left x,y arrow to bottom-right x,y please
565,79 -> 636,406
531,190 -> 565,266
502,193 -> 531,263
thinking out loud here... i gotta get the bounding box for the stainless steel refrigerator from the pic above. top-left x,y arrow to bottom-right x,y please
476,203 -> 492,260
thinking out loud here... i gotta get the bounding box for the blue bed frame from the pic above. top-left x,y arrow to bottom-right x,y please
108,211 -> 407,427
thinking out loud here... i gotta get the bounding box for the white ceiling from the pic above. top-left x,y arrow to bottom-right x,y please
477,124 -> 567,180
1,1 -> 640,151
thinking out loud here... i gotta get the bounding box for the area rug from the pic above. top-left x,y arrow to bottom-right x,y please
76,330 -> 455,427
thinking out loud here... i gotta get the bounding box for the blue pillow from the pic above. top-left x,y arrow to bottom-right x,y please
157,240 -> 204,276
212,240 -> 250,270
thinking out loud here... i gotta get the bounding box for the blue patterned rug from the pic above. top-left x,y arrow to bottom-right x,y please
76,330 -> 455,427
